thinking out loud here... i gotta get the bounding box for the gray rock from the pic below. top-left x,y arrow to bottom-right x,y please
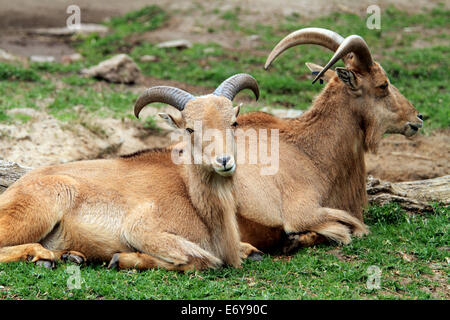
81,54 -> 141,84
140,55 -> 158,62
0,49 -> 20,62
203,47 -> 215,54
6,108 -> 41,118
61,53 -> 83,64
30,55 -> 55,63
31,24 -> 109,36
156,39 -> 193,50
74,24 -> 109,35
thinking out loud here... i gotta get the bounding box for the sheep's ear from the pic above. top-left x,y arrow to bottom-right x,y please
234,103 -> 242,117
305,62 -> 335,83
232,103 -> 242,123
158,112 -> 182,129
335,67 -> 358,89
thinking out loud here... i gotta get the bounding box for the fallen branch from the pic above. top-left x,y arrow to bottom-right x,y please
1,160 -> 448,213
0,160 -> 32,194
366,175 -> 449,212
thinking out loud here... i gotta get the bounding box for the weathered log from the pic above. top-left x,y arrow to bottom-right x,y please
366,175 -> 449,212
0,160 -> 448,213
0,160 -> 32,194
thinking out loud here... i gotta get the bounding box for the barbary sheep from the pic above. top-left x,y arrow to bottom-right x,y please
0,74 -> 261,270
233,28 -> 423,252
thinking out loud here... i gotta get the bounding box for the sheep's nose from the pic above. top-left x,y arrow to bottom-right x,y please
216,155 -> 231,167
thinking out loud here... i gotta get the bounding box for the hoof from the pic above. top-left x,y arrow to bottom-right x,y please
35,260 -> 55,269
247,251 -> 263,261
62,252 -> 85,265
286,231 -> 309,241
107,253 -> 120,270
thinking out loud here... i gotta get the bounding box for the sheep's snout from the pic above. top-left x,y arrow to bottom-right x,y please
213,154 -> 236,176
405,120 -> 423,137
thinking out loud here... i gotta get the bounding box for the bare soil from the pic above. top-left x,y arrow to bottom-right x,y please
0,0 -> 448,182
0,108 -> 171,168
366,131 -> 450,182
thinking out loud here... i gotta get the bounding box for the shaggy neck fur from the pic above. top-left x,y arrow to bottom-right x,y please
183,165 -> 241,266
282,80 -> 382,220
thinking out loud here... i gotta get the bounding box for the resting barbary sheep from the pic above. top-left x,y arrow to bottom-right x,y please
0,74 -> 261,270
233,28 -> 423,252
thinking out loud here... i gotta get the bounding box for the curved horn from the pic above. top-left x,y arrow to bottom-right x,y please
213,73 -> 259,101
312,35 -> 373,84
264,27 -> 345,70
134,86 -> 195,118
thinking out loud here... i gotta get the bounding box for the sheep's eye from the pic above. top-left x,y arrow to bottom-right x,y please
186,128 -> 194,134
378,82 -> 389,89
232,122 -> 238,127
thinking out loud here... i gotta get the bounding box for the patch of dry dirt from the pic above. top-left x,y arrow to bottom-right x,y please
326,248 -> 361,262
0,33 -> 76,61
421,262 -> 449,299
0,108 -> 170,167
366,130 -> 450,182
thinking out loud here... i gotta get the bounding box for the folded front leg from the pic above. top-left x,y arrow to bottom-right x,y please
120,225 -> 222,271
281,189 -> 368,245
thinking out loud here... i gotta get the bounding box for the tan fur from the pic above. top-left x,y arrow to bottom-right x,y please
234,58 -> 421,253
0,95 -> 260,270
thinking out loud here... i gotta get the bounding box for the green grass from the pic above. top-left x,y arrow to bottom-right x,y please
0,79 -> 141,123
46,86 -> 138,121
0,204 -> 447,300
143,115 -> 161,132
74,5 -> 167,64
0,110 -> 8,122
0,80 -> 55,123
0,62 -> 40,82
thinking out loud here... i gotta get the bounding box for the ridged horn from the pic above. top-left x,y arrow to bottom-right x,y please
134,86 -> 195,118
213,73 -> 259,101
264,27 -> 345,70
312,35 -> 373,84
